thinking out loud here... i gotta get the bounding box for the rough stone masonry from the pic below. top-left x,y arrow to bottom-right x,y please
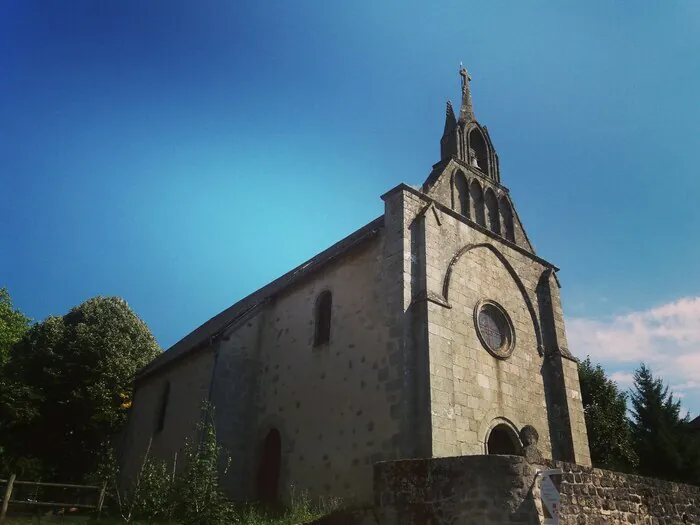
311,456 -> 700,525
120,66 -> 591,505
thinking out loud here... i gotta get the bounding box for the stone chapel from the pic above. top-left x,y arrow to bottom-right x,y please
121,67 -> 591,505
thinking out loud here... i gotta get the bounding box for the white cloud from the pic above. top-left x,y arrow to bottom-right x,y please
609,371 -> 634,386
566,296 -> 700,416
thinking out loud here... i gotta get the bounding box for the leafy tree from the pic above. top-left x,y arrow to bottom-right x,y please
0,287 -> 31,367
3,296 -> 161,481
578,357 -> 638,472
629,363 -> 695,483
0,288 -> 34,473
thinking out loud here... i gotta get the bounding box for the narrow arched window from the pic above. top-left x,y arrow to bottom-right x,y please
485,189 -> 501,235
469,128 -> 489,175
156,380 -> 170,433
469,180 -> 485,227
499,197 -> 515,243
454,170 -> 470,218
314,291 -> 332,346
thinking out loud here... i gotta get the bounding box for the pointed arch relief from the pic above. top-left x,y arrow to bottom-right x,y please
499,196 -> 515,243
469,179 -> 485,227
485,188 -> 501,236
454,169 -> 470,218
442,243 -> 544,356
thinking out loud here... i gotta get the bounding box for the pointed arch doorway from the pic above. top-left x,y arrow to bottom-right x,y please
256,429 -> 281,504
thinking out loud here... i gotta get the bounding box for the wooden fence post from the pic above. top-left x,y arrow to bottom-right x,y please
96,479 -> 107,520
0,473 -> 16,524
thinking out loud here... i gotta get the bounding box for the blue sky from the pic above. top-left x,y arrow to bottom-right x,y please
2,1 -> 699,414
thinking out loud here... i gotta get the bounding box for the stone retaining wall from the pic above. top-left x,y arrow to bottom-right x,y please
374,455 -> 539,525
312,455 -> 700,524
546,459 -> 700,524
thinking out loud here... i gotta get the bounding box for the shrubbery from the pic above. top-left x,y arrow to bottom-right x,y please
102,402 -> 341,525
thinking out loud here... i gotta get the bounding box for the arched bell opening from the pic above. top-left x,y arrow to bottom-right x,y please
469,128 -> 490,175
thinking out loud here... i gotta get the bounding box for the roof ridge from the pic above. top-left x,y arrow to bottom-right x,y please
135,215 -> 385,380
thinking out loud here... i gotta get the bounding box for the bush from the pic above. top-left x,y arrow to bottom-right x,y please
103,402 -> 234,524
100,401 -> 341,524
175,405 -> 235,525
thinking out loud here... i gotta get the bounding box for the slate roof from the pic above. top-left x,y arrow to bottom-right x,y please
135,215 -> 385,382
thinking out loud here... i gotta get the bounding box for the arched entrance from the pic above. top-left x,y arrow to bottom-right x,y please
486,423 -> 521,455
256,429 -> 281,504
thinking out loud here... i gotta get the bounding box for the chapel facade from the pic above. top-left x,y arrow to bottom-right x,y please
121,67 -> 591,505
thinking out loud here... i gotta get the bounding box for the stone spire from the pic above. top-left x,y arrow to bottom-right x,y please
443,100 -> 457,136
458,63 -> 475,124
440,100 -> 458,160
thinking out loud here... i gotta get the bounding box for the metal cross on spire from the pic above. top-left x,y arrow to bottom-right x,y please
459,62 -> 472,88
458,62 -> 475,124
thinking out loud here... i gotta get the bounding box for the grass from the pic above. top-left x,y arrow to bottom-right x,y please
3,517 -> 94,525
2,490 -> 343,525
3,509 -> 327,525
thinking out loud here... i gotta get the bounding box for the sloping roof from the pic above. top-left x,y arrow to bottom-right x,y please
689,415 -> 700,430
135,215 -> 385,382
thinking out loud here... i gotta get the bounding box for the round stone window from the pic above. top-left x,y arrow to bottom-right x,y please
474,301 -> 515,359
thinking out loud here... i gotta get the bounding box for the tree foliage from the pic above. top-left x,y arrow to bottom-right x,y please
0,288 -> 34,473
629,363 -> 700,485
0,287 -> 31,367
2,296 -> 161,481
579,358 -> 700,485
578,357 -> 638,472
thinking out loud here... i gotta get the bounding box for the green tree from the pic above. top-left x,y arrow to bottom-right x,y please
0,288 -> 34,473
629,363 -> 693,483
3,296 -> 161,481
0,287 -> 31,367
578,357 -> 638,472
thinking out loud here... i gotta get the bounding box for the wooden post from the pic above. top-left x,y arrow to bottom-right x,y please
0,473 -> 16,524
95,480 -> 107,520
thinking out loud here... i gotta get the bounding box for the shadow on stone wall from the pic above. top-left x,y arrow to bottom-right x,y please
374,455 -> 539,525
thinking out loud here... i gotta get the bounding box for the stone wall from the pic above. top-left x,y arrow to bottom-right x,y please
210,306 -> 266,501
423,214 -> 554,459
423,159 -> 532,251
210,226 -> 409,504
252,235 -> 400,504
121,181 -> 592,506
546,459 -> 700,524
121,348 -> 216,480
374,455 -> 539,525
328,455 -> 700,525
400,176 -> 591,466
419,161 -> 590,466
